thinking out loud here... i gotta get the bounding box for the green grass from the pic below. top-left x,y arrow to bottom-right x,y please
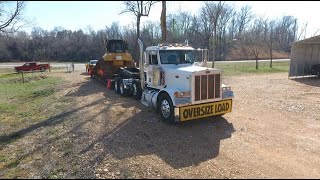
0,72 -> 65,130
0,68 -> 15,75
0,155 -> 7,162
0,69 -> 74,178
207,61 -> 289,76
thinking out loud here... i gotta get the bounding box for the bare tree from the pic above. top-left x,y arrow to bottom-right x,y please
204,1 -> 224,66
265,20 -> 276,68
236,5 -> 253,37
166,11 -> 192,43
120,1 -> 158,66
121,1 -> 158,40
160,1 -> 166,43
0,1 -> 26,33
216,4 -> 234,60
245,17 -> 265,69
105,22 -> 123,39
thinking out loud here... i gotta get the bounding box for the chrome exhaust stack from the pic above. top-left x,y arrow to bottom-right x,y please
137,38 -> 145,90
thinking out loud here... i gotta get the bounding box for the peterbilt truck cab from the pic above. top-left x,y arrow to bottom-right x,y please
138,39 -> 234,124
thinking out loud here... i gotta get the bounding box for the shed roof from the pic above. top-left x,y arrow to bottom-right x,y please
292,35 -> 320,45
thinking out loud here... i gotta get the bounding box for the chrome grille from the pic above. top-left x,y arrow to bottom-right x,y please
194,73 -> 221,102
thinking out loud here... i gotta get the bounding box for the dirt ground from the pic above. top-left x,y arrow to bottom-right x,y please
1,71 -> 320,178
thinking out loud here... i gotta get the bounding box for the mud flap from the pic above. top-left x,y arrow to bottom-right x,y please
174,107 -> 180,123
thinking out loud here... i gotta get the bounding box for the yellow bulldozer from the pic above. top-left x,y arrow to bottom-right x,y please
92,39 -> 136,80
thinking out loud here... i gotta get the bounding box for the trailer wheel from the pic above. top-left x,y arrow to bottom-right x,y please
158,93 -> 174,124
132,80 -> 142,100
119,80 -> 129,96
114,77 -> 121,94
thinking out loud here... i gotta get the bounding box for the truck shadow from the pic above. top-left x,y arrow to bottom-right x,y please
83,104 -> 235,169
66,76 -> 141,108
66,76 -> 109,97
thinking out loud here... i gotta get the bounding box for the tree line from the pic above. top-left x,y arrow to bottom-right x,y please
0,1 -> 299,67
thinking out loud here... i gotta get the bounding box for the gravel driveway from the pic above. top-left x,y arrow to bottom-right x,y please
1,71 -> 319,178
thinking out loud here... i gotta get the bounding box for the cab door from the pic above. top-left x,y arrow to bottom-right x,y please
146,50 -> 159,87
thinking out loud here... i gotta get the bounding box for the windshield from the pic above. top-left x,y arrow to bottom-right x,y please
90,60 -> 98,65
106,40 -> 126,53
159,50 -> 194,64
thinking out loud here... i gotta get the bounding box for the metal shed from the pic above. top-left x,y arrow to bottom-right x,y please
289,35 -> 320,78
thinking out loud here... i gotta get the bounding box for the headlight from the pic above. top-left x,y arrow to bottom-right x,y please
222,86 -> 231,91
174,91 -> 190,98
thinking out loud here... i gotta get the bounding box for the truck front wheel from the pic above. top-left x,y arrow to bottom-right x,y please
158,93 -> 174,124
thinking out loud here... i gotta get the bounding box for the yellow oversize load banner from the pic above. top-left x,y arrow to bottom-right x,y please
179,99 -> 232,121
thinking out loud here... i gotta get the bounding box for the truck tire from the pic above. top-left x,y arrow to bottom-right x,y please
119,79 -> 129,96
114,77 -> 121,94
158,93 -> 175,124
132,80 -> 142,100
40,67 -> 45,72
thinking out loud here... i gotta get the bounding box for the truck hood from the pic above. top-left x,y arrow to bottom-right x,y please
163,64 -> 221,76
162,64 -> 221,91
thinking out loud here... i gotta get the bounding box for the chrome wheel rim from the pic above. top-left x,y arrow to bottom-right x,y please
161,100 -> 170,118
133,84 -> 137,96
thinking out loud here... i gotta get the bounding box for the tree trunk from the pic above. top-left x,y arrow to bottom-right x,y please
172,18 -> 175,42
270,49 -> 273,68
136,15 -> 141,67
161,1 -> 167,43
137,15 -> 141,40
255,57 -> 259,69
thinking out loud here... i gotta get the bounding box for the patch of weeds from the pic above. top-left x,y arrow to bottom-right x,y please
49,166 -> 67,178
0,73 -> 20,79
31,88 -> 55,98
17,111 -> 34,118
0,103 -> 17,114
0,155 -> 7,162
71,162 -> 81,176
116,111 -> 125,116
5,159 -> 19,169
120,166 -> 134,179
46,128 -> 59,136
63,149 -> 72,157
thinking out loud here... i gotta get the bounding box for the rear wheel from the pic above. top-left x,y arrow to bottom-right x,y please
119,79 -> 129,96
132,80 -> 142,100
158,93 -> 175,124
40,67 -> 45,72
114,77 -> 121,94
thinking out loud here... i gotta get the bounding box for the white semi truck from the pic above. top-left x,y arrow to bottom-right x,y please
111,39 -> 234,124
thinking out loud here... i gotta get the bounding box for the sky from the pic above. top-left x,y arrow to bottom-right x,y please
21,1 -> 320,39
